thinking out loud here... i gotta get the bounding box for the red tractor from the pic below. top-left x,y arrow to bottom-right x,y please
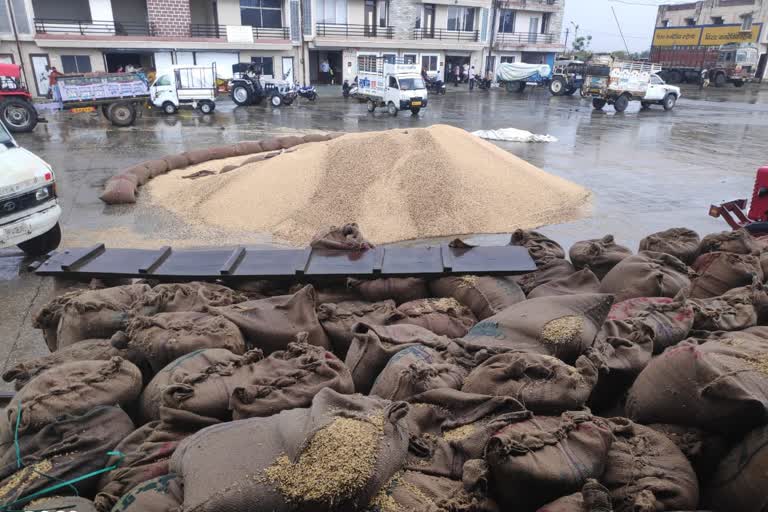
710,166 -> 768,234
0,63 -> 39,132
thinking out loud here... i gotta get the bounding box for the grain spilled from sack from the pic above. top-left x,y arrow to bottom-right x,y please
147,125 -> 591,246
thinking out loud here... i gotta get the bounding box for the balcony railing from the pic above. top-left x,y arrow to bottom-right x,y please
34,18 -> 153,36
316,23 -> 394,38
412,28 -> 479,41
190,24 -> 289,39
495,32 -> 558,45
498,0 -> 558,7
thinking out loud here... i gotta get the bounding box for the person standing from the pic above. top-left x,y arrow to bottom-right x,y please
462,62 -> 469,83
320,60 -> 330,83
453,64 -> 460,86
48,67 -> 62,100
469,66 -> 476,91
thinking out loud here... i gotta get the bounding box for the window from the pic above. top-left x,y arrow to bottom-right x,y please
498,9 -> 515,33
317,0 -> 346,24
382,53 -> 396,64
399,77 -> 424,90
711,16 -> 724,25
741,14 -> 752,31
388,76 -> 398,88
241,0 -> 283,28
650,75 -> 662,85
541,12 -> 550,34
154,74 -> 171,86
421,55 -> 438,72
251,56 -> 274,76
32,0 -> 91,22
662,19 -> 669,27
447,7 -> 474,32
377,0 -> 388,27
500,56 -> 515,63
403,53 -> 416,64
60,55 -> 91,74
9,0 -> 30,34
684,17 -> 695,26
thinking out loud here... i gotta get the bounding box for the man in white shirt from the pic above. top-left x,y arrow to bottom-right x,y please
320,60 -> 330,83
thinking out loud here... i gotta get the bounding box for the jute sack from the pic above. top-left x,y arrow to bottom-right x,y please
462,294 -> 615,365
638,227 -> 700,265
0,406 -> 134,505
705,424 -> 768,512
171,388 -> 409,512
403,388 -> 530,479
605,296 -> 694,354
724,278 -> 768,322
110,474 -> 183,512
602,419 -> 699,512
215,284 -> 331,353
569,235 -> 633,280
348,277 -> 430,305
317,300 -> 400,358
485,411 -> 613,510
461,352 -> 599,414
688,251 -> 763,299
626,333 -> 768,433
44,284 -> 151,351
509,229 -> 566,263
527,268 -> 601,299
125,311 -> 246,374
310,223 -> 374,250
516,258 -> 576,295
133,282 -> 246,315
345,323 -> 455,394
690,293 -> 758,332
7,358 -> 142,435
599,251 -> 694,302
646,423 -> 731,482
535,480 -> 613,512
369,345 -> 467,401
392,298 -> 478,338
428,275 -> 526,320
27,497 -> 98,511
698,229 -> 760,256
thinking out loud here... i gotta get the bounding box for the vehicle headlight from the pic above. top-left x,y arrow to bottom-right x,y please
36,184 -> 54,201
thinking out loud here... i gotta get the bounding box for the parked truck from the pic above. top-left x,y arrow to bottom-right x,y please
150,65 -> 217,115
357,57 -> 428,116
651,43 -> 759,87
54,72 -> 150,127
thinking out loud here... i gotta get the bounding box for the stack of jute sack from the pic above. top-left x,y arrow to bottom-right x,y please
2,223 -> 767,512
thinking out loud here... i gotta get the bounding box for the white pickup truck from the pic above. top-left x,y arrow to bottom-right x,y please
0,121 -> 61,256
583,59 -> 681,112
150,65 -> 217,115
357,57 -> 428,116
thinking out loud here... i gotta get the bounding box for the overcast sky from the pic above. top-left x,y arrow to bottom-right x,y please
562,0 -> 667,52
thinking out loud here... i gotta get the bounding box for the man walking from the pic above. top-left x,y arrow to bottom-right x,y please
469,66 -> 476,91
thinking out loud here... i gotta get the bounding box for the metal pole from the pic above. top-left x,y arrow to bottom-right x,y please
486,0 -> 498,75
611,6 -> 631,56
6,0 -> 30,88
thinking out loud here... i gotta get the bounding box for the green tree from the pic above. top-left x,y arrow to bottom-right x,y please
572,35 -> 593,60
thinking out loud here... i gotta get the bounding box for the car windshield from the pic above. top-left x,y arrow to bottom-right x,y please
400,78 -> 425,90
0,122 -> 14,148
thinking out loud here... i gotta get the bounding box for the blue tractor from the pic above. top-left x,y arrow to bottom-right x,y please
548,60 -> 585,96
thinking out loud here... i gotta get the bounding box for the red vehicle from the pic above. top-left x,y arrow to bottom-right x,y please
710,166 -> 768,233
0,63 -> 39,132
651,43 -> 759,87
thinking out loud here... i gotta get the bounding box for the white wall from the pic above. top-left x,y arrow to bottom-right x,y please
89,0 -> 114,21
348,0 -> 364,25
515,11 -> 540,33
217,0 -> 242,25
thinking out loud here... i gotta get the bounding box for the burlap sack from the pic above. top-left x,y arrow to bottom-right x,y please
99,176 -> 137,204
347,277 -> 430,305
462,352 -> 599,414
603,419 -> 699,512
45,284 -> 151,351
277,134 -> 305,149
626,333 -> 768,433
462,294 -> 614,364
161,153 -> 189,171
569,235 -> 633,279
0,406 -> 134,506
7,358 -> 142,435
698,229 -> 759,256
124,163 -> 152,185
509,229 -> 566,263
27,497 -> 98,511
317,300 -> 399,357
690,293 -> 758,331
345,323 -> 455,394
485,411 -> 613,510
535,480 -> 613,512
125,311 -> 246,373
303,133 -> 333,143
215,284 -> 330,353
638,227 -> 700,264
393,298 -> 477,338
369,345 -> 467,400
143,159 -> 169,178
110,474 -> 183,512
724,278 -> 768,322
647,423 -> 731,482
599,251 -> 694,302
234,140 -> 263,155
428,275 -> 526,320
605,295 -> 694,354
527,268 -> 601,299
403,388 -> 530,479
688,251 -> 763,299
310,223 -> 374,250
133,282 -> 246,315
171,388 -> 409,512
705,424 -> 768,512
515,258 -> 576,295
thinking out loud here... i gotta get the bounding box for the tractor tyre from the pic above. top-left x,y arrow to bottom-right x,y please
0,98 -> 38,132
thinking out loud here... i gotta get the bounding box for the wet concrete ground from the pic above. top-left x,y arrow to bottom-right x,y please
1,82 -> 767,384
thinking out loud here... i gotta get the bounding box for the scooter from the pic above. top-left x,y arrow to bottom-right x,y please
474,74 -> 491,91
425,76 -> 446,95
342,79 -> 355,98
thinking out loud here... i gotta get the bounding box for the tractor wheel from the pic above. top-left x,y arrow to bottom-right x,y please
549,76 -> 566,96
592,98 -> 607,110
108,102 -> 137,127
232,85 -> 251,106
0,98 -> 38,132
613,94 -> 629,113
714,73 -> 727,88
270,94 -> 282,107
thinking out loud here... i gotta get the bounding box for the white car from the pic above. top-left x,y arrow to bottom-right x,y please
0,121 -> 62,256
642,74 -> 681,111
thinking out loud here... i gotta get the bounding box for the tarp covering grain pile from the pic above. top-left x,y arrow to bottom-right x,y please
146,125 -> 590,245
9,225 -> 768,511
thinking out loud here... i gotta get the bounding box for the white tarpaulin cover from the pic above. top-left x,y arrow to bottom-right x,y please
495,63 -> 551,82
472,128 -> 558,143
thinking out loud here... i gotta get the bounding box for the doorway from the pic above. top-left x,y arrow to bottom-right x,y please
310,50 -> 342,84
30,54 -> 50,97
423,4 -> 435,37
365,0 -> 376,36
445,55 -> 470,84
282,56 -> 294,82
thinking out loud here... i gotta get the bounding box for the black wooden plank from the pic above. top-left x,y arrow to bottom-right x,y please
305,249 -> 376,276
220,247 -> 246,275
235,249 -> 306,277
381,247 -> 442,275
295,248 -> 313,276
77,248 -> 157,275
153,249 -> 233,277
441,244 -> 454,272
139,246 -> 172,274
450,246 -> 536,274
36,246 -> 103,274
372,247 -> 385,274
61,244 -> 105,271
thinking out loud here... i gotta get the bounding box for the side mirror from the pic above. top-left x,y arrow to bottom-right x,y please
758,187 -> 768,198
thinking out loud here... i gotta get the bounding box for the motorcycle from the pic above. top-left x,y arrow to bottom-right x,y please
297,84 -> 318,101
342,78 -> 355,98
474,74 -> 491,91
425,76 -> 446,95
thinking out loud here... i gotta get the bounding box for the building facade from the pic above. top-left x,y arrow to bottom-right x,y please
655,0 -> 768,79
0,0 -> 565,97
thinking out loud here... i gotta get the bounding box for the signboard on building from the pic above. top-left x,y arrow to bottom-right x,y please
652,27 -> 702,46
701,24 -> 761,45
226,25 -> 254,44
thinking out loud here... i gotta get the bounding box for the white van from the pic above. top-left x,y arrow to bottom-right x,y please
357,57 -> 428,116
150,65 -> 217,115
0,121 -> 61,256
